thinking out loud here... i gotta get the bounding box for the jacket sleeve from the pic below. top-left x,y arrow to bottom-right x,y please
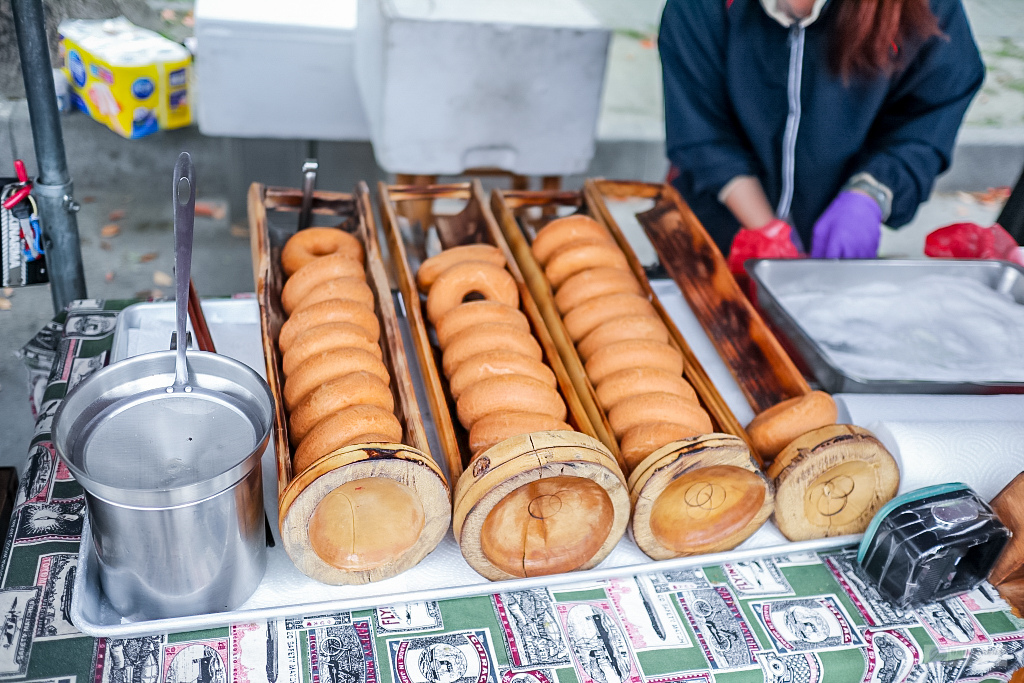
659,0 -> 758,199
850,0 -> 984,227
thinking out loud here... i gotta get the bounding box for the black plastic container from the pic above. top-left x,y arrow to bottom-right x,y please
857,483 -> 1010,608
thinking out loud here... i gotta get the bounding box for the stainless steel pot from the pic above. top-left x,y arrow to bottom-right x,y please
53,349 -> 274,621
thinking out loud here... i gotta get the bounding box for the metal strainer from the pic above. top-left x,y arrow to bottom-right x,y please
54,154 -> 274,621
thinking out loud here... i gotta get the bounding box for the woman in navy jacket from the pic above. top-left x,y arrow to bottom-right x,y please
660,0 -> 984,264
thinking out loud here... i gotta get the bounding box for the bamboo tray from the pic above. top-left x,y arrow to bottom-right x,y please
379,180 -> 633,580
250,182 -> 450,585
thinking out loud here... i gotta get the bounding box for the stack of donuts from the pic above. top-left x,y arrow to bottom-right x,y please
533,215 -> 714,473
275,227 -> 402,474
416,244 -> 571,457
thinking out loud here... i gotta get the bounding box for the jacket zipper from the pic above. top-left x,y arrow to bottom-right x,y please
776,24 -> 805,221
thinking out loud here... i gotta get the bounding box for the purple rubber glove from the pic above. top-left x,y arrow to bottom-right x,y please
810,190 -> 882,259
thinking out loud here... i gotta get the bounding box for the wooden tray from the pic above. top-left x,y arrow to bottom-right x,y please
378,180 -> 599,482
490,186 -> 755,465
584,180 -> 810,415
249,182 -> 449,584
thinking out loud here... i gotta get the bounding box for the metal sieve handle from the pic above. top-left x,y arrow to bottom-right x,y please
173,152 -> 196,389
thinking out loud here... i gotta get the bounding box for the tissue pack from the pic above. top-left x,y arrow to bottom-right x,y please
59,18 -> 192,139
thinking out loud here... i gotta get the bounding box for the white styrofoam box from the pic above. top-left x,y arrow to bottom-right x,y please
194,0 -> 370,140
355,0 -> 611,175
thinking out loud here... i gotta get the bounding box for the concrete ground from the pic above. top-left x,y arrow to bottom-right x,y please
0,0 -> 1022,472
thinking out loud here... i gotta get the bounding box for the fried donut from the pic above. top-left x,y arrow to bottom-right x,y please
620,422 -> 703,472
468,412 -> 572,456
284,347 -> 390,410
278,299 -> 380,353
554,267 -> 643,314
596,367 -> 697,411
426,261 -> 519,324
746,391 -> 838,461
341,432 -> 395,447
607,392 -> 712,438
435,301 -> 530,349
577,315 -> 670,361
441,323 -> 542,378
288,371 -> 395,445
562,293 -> 657,342
281,253 -> 366,315
281,228 -> 364,277
585,339 -> 684,386
456,375 -> 566,429
416,244 -> 506,293
291,277 -> 375,313
293,405 -> 402,474
281,322 -> 381,376
448,350 -> 556,399
544,240 -> 630,289
531,215 -> 614,266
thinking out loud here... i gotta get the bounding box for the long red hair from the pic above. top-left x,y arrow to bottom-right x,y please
829,0 -> 943,80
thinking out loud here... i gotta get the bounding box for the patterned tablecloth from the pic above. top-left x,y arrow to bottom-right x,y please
5,299 -> 1024,682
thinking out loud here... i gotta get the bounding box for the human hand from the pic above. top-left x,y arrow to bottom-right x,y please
726,219 -> 803,277
810,190 -> 882,259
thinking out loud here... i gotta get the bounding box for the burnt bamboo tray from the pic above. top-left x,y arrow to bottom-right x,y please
584,180 -> 811,415
249,182 -> 450,585
379,180 -> 631,580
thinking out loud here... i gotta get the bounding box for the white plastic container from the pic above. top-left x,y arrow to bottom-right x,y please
355,0 -> 611,175
194,0 -> 370,140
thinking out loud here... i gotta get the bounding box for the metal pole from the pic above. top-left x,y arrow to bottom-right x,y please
12,0 -> 87,313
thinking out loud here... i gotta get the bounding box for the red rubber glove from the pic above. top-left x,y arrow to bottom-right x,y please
727,219 -> 803,277
925,222 -> 1024,265
810,190 -> 882,259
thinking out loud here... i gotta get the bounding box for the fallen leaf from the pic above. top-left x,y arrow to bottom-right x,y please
139,252 -> 158,263
0,298 -> 10,310
108,209 -> 125,221
151,288 -> 164,299
135,289 -> 164,300
101,224 -> 120,237
230,224 -> 249,238
2,288 -> 12,297
105,271 -> 115,282
195,201 -> 227,220
81,196 -> 96,204
100,240 -> 112,251
161,7 -> 175,20
153,270 -> 173,287
182,12 -> 194,27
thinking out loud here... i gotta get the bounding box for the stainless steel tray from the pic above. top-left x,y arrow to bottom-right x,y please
77,298 -> 833,637
749,258 -> 1024,394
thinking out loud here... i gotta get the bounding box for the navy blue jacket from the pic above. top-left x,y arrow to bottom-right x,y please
660,0 -> 984,251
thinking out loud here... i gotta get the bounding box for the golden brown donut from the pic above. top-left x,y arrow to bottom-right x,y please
577,315 -> 670,361
585,339 -> 684,386
426,261 -> 519,324
596,367 -> 696,411
281,228 -> 364,277
416,244 -> 506,293
554,267 -> 643,314
281,322 -> 381,377
288,371 -> 395,445
435,301 -> 530,349
608,391 -> 712,438
456,375 -> 566,429
279,299 -> 380,353
544,241 -> 631,290
562,293 -> 658,342
291,277 -> 375,313
281,253 -> 366,315
293,405 -> 402,473
620,422 -> 703,473
284,347 -> 390,410
531,215 -> 614,266
341,432 -> 395,447
746,391 -> 838,461
441,323 -> 542,378
448,349 -> 556,400
468,412 -> 572,456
